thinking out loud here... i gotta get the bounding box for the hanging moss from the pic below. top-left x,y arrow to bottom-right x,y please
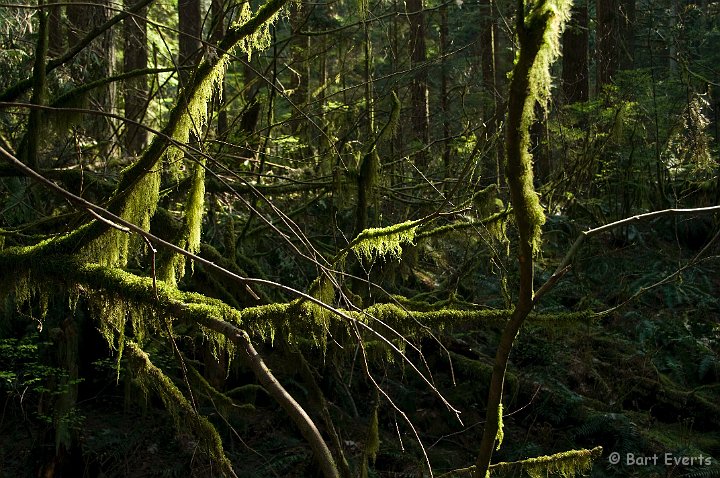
507,0 -> 572,255
299,274 -> 336,348
415,210 -> 512,241
495,403 -> 504,451
350,220 -> 420,262
84,170 -> 161,268
361,403 -> 380,478
159,158 -> 207,286
366,404 -> 380,464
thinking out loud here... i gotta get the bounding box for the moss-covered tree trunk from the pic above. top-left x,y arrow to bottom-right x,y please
474,1 -> 571,476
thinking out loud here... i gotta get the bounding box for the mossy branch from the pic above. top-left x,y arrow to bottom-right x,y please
185,315 -> 340,478
415,210 -> 512,240
126,341 -> 237,477
42,0 -> 290,265
439,446 -> 603,478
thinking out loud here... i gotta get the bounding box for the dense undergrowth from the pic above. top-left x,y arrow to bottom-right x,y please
2,212 -> 719,478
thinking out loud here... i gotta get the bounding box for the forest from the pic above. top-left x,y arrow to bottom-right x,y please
0,0 -> 719,476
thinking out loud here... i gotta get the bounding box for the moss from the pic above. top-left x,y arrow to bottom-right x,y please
159,158 -> 207,286
366,404 -> 380,464
360,303 -> 509,336
351,220 -> 420,262
126,342 -> 234,476
415,210 -> 512,241
521,446 -> 602,478
495,403 -> 504,451
507,0 -> 572,255
478,446 -> 603,477
187,364 -> 241,418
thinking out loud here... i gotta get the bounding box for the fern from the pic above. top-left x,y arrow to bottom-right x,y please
682,466 -> 720,478
698,354 -> 719,382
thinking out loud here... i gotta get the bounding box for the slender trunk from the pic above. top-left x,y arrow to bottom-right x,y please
47,3 -> 63,57
27,0 -> 48,170
123,1 -> 148,155
562,0 -> 589,103
479,0 -> 500,185
407,0 -> 429,171
288,2 -> 310,136
619,0 -> 635,70
475,0 -> 569,474
440,2 -> 451,181
211,0 -> 227,137
178,0 -> 202,84
596,0 -> 617,88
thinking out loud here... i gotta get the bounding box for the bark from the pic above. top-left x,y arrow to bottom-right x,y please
178,0 -> 202,83
562,0 -> 589,103
123,1 -> 148,155
406,0 -> 429,170
47,3 -> 63,58
66,0 -> 116,148
596,0 -> 634,87
596,0 -> 617,87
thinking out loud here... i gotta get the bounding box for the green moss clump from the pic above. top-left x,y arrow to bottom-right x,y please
351,220 -> 419,262
488,446 -> 603,478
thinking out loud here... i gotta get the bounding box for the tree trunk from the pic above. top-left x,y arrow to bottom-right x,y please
47,3 -> 63,58
619,0 -> 635,70
67,0 -> 115,149
288,2 -> 310,136
479,0 -> 501,185
407,0 -> 429,171
474,0 -> 570,474
562,0 -> 589,103
178,0 -> 202,83
440,2 -> 451,180
123,1 -> 148,156
596,0 -> 617,88
211,0 -> 228,137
